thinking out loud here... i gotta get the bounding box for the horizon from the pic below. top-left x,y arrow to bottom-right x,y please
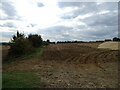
0,37 -> 118,43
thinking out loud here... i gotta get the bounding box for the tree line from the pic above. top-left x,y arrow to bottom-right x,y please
56,37 -> 120,44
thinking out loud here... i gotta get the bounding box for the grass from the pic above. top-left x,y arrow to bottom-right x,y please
2,71 -> 46,88
2,47 -> 46,88
3,47 -> 43,63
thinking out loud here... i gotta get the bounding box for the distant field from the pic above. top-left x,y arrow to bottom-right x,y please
1,45 -> 10,60
2,42 -> 118,88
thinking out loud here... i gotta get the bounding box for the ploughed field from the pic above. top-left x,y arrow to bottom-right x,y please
42,43 -> 118,64
3,43 -> 118,88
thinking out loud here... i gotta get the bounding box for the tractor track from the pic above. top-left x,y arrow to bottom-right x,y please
41,44 -> 118,68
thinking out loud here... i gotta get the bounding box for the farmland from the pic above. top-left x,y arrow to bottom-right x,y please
2,42 -> 118,88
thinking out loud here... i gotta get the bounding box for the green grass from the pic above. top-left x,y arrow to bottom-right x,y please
4,47 -> 43,63
0,74 -> 2,89
2,71 -> 46,88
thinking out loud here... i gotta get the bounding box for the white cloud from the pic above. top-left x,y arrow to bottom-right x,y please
96,2 -> 103,5
0,1 -> 118,42
0,27 -> 16,33
75,13 -> 94,19
0,9 -> 8,20
97,10 -> 110,14
61,7 -> 79,13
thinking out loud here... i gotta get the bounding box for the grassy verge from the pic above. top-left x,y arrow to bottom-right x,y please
2,71 -> 46,88
3,47 -> 43,63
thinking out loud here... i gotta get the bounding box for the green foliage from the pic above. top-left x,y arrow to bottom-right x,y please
9,38 -> 33,57
42,41 -> 49,46
12,31 -> 25,42
46,39 -> 50,43
7,31 -> 44,59
2,71 -> 46,88
4,47 -> 43,63
28,34 -> 43,48
8,31 -> 33,57
113,37 -> 120,41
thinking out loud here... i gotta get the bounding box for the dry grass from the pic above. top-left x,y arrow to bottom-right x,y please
1,45 -> 10,59
98,41 -> 120,50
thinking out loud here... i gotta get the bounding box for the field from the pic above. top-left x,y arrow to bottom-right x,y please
1,45 -> 10,60
2,42 -> 118,88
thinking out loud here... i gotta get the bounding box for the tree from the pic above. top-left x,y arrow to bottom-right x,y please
28,34 -> 43,48
12,31 -> 25,42
47,39 -> 50,43
8,31 -> 33,57
113,37 -> 120,41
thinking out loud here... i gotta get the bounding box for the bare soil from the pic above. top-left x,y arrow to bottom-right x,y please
2,43 -> 118,88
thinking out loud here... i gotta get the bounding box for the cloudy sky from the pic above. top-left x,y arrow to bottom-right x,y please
0,0 -> 118,42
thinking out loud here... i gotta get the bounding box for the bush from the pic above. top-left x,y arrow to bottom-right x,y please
46,39 -> 50,43
113,37 -> 120,41
28,34 -> 43,48
9,39 -> 33,57
42,41 -> 49,46
8,31 -> 33,57
8,31 -> 44,58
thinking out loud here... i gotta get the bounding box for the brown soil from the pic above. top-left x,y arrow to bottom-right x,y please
2,43 -> 118,88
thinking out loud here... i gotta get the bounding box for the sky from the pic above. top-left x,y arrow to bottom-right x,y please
0,0 -> 118,42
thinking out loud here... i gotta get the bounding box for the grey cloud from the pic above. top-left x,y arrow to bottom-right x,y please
37,2 -> 44,7
80,12 -> 118,26
58,2 -> 95,20
37,19 -> 117,41
59,12 -> 77,19
27,24 -> 37,27
37,25 -> 73,41
86,28 -> 117,37
58,2 -> 86,8
58,2 -> 98,15
68,29 -> 117,41
1,0 -> 19,20
0,22 -> 16,28
79,26 -> 118,40
39,25 -> 73,33
98,2 -> 118,11
1,32 -> 15,38
58,2 -> 117,20
58,2 -> 117,10
38,25 -> 116,41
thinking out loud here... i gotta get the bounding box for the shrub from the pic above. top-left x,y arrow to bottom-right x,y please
28,34 -> 43,48
113,37 -> 120,41
8,31 -> 33,57
46,39 -> 50,43
42,41 -> 49,46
